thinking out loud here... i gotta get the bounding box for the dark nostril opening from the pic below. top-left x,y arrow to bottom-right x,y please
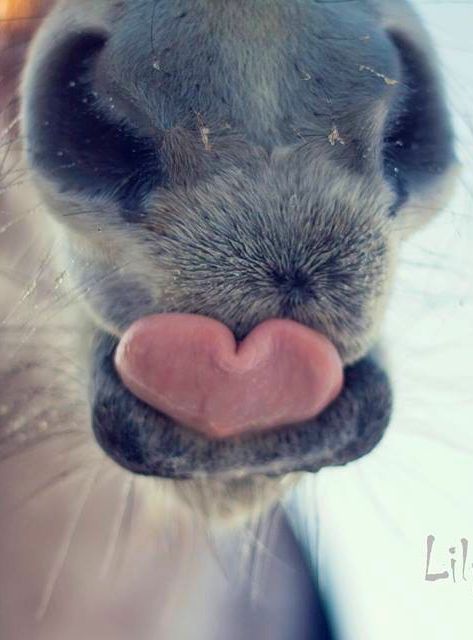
24,33 -> 164,219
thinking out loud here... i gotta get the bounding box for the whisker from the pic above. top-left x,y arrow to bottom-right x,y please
0,429 -> 87,465
247,505 -> 283,606
99,474 -> 135,580
0,15 -> 49,25
35,465 -> 103,622
1,245 -> 55,325
6,457 -> 88,517
113,475 -> 137,570
0,206 -> 36,236
2,258 -> 133,363
0,396 -> 85,446
306,481 -> 322,594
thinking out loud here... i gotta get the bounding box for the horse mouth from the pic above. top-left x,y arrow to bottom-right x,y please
90,326 -> 392,480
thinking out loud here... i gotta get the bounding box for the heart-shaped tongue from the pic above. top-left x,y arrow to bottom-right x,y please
115,314 -> 343,439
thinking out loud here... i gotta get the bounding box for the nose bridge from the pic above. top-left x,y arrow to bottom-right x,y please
76,0 -> 398,151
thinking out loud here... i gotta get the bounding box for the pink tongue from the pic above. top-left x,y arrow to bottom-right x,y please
115,314 -> 343,439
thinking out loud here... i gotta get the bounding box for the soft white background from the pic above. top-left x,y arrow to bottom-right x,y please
290,2 -> 473,638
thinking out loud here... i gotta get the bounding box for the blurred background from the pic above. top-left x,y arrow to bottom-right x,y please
1,1 -> 473,639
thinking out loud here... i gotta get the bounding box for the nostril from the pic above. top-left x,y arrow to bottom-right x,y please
24,33 -> 163,218
383,31 -> 454,210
